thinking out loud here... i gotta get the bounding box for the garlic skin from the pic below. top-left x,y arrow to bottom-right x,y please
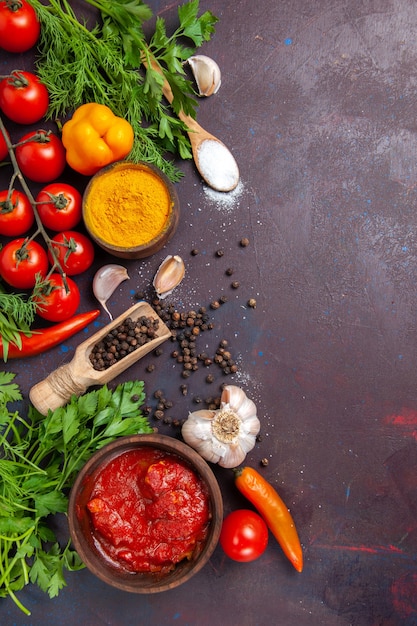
186,55 -> 221,97
93,264 -> 130,320
182,385 -> 260,468
153,255 -> 185,299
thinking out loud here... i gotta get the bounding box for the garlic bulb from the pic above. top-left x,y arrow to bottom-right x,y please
186,55 -> 221,97
93,264 -> 130,320
182,385 -> 260,468
153,255 -> 185,299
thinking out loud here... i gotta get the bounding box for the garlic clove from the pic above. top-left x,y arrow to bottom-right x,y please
218,442 -> 247,469
153,255 -> 185,299
222,385 -> 257,420
93,264 -> 130,320
186,55 -> 222,97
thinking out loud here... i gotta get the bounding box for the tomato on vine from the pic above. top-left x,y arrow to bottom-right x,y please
219,509 -> 269,562
35,273 -> 80,322
15,130 -> 66,183
48,231 -> 95,276
0,0 -> 40,53
0,189 -> 34,236
0,70 -> 49,125
0,238 -> 49,289
36,183 -> 82,230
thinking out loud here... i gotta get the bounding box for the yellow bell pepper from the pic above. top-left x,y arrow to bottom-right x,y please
61,103 -> 134,176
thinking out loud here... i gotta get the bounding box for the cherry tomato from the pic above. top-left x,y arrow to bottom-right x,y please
0,189 -> 34,236
15,130 -> 66,183
0,238 -> 48,289
35,273 -> 80,322
48,231 -> 95,276
219,509 -> 269,562
0,128 -> 9,162
36,183 -> 82,231
0,0 -> 40,53
0,70 -> 49,125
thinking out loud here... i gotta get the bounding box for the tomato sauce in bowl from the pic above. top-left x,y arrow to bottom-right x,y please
86,448 -> 210,573
68,435 -> 223,593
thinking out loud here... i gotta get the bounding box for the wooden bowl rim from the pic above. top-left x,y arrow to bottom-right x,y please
68,434 -> 223,593
82,160 -> 180,257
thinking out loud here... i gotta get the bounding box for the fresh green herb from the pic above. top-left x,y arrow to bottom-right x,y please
0,374 -> 152,615
28,0 -> 218,180
0,283 -> 40,361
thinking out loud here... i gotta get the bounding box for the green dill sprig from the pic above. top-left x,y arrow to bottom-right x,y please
0,283 -> 40,360
29,0 -> 218,180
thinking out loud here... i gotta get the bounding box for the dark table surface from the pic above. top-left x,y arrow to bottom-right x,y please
2,0 -> 417,624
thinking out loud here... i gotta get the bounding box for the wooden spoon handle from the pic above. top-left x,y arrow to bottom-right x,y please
144,55 -> 204,134
29,362 -> 93,414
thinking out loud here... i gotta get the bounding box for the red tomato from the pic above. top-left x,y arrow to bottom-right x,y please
0,128 -> 9,162
36,183 -> 82,231
0,70 -> 49,124
0,238 -> 48,289
35,273 -> 80,322
0,189 -> 34,236
219,509 -> 269,562
48,231 -> 95,276
0,0 -> 40,53
15,130 -> 66,183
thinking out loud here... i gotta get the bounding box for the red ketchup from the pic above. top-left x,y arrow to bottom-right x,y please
86,448 -> 211,573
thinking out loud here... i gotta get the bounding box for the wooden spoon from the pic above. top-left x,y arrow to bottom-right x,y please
146,57 -> 239,192
29,302 -> 172,414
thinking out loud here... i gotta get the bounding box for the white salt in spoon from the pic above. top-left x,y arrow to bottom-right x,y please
147,58 -> 239,192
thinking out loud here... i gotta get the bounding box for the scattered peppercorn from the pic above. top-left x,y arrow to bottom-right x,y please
260,458 -> 269,467
231,281 -> 240,289
240,237 -> 249,247
206,374 -> 215,384
248,298 -> 257,308
215,249 -> 224,257
225,268 -> 234,276
210,300 -> 220,310
191,248 -> 199,256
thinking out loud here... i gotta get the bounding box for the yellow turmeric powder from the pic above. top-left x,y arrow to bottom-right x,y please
83,162 -> 173,248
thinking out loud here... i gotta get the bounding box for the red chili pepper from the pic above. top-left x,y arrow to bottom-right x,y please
0,309 -> 100,359
234,466 -> 303,572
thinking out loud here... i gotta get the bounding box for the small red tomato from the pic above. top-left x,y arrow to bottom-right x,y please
15,130 -> 66,183
220,509 -> 269,562
0,189 -> 34,236
0,70 -> 49,125
36,183 -> 82,231
0,0 -> 40,53
35,273 -> 80,322
48,231 -> 95,276
0,128 -> 9,162
0,238 -> 48,289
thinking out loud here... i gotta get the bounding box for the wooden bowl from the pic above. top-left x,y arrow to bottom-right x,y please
68,434 -> 223,593
82,161 -> 180,259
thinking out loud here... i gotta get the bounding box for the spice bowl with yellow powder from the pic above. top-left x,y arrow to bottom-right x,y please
82,161 -> 180,259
